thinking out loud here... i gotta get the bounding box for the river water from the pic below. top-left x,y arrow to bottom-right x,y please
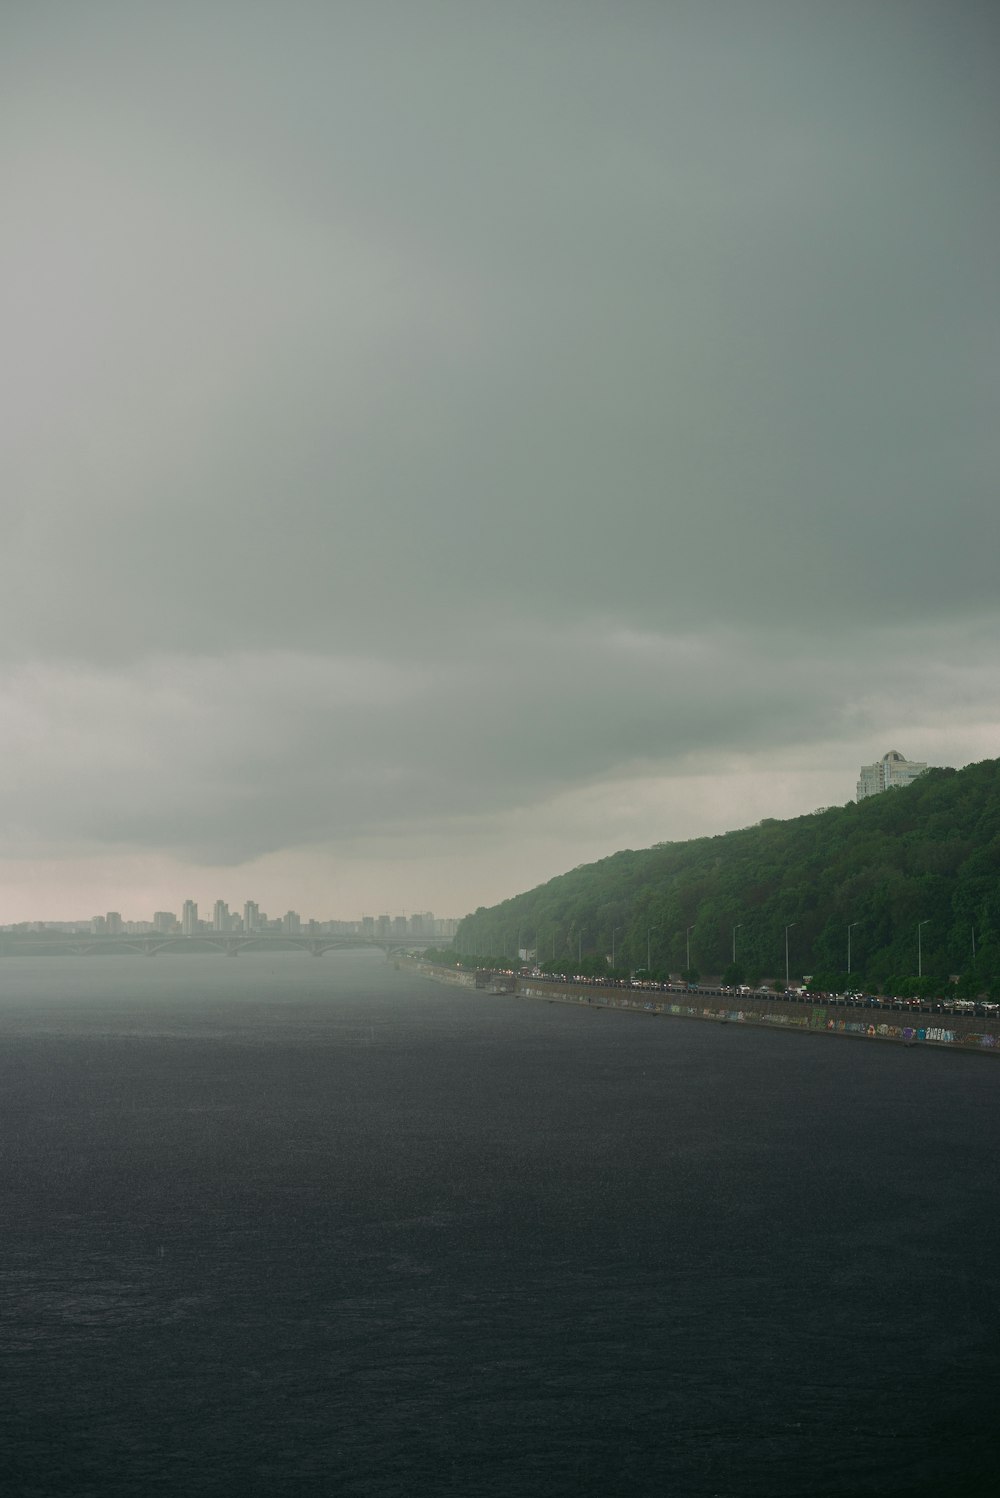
2,951 -> 998,1497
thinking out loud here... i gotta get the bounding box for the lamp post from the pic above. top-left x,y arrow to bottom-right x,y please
918,919 -> 929,979
732,924 -> 743,965
612,927 -> 619,970
784,923 -> 797,989
686,925 -> 694,972
647,927 -> 657,972
847,921 -> 859,977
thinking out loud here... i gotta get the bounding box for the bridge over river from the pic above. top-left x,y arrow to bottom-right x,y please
0,932 -> 437,959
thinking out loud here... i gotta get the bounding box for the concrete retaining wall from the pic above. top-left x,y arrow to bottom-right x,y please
408,963 -> 1000,1056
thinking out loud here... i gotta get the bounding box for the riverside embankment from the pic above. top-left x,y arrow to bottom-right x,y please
404,961 -> 1000,1057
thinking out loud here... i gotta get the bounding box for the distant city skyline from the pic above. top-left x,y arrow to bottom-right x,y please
2,905 -> 459,939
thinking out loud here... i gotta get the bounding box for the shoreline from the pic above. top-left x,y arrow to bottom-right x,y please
405,961 -> 1000,1058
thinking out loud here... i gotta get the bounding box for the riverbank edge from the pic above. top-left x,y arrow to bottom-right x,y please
401,960 -> 1000,1058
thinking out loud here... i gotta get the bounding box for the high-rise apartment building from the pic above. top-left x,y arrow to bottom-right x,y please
182,899 -> 198,936
856,750 -> 928,801
213,899 -> 230,932
243,900 -> 259,933
153,911 -> 177,933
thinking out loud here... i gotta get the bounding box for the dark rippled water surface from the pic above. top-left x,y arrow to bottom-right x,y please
2,953 -> 998,1496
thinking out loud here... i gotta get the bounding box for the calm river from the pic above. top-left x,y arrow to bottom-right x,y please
2,951 -> 997,1496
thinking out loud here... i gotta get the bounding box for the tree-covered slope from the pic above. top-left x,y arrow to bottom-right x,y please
455,758 -> 1000,994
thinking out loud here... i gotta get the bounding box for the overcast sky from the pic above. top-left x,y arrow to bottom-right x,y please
3,1 -> 998,924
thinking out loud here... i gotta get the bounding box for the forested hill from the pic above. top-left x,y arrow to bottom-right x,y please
454,758 -> 1000,997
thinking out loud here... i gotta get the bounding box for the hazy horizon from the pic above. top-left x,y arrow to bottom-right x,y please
0,751 -> 976,927
4,2 -> 998,922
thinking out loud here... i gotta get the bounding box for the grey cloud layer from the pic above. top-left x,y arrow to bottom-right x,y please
3,625 -> 997,864
2,3 -> 998,886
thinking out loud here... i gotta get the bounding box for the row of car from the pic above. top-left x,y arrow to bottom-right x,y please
516,972 -> 998,1018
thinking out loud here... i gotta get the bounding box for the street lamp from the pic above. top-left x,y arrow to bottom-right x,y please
918,919 -> 930,978
732,924 -> 743,965
686,925 -> 694,972
784,923 -> 797,988
612,927 -> 619,969
647,927 -> 658,972
847,921 -> 859,977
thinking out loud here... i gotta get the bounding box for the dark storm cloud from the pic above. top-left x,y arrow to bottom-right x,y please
2,623 -> 996,869
2,2 -> 998,901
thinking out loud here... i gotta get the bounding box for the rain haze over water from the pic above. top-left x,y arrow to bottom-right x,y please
3,953 -> 999,1496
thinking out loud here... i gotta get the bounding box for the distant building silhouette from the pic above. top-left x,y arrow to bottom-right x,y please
857,749 -> 928,801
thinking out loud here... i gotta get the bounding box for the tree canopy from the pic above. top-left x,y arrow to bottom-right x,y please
454,759 -> 1000,996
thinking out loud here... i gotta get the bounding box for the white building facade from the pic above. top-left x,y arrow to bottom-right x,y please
856,750 -> 928,801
